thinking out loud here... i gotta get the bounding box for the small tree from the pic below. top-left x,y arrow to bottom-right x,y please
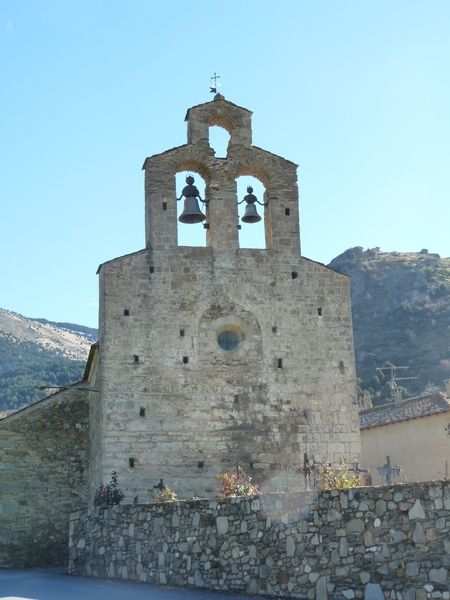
217,465 -> 260,498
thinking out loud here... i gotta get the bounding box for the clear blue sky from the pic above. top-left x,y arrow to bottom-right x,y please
1,0 -> 449,328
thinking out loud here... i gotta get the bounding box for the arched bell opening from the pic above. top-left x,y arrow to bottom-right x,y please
175,170 -> 208,247
208,125 -> 231,158
236,176 -> 267,249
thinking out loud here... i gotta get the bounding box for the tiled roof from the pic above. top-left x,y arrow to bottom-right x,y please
359,392 -> 450,430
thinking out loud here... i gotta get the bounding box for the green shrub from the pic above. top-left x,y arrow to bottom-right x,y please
318,460 -> 362,490
153,485 -> 178,503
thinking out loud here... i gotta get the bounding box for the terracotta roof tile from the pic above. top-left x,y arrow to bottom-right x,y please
359,392 -> 450,430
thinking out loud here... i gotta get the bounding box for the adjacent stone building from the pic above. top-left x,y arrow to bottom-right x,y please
91,94 -> 361,501
0,344 -> 98,567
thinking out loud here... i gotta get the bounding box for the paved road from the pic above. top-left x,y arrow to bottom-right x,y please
0,568 -> 250,600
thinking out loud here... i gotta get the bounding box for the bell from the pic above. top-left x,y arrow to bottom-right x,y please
241,202 -> 261,223
178,197 -> 206,224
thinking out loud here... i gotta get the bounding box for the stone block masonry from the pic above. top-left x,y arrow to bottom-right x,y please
69,481 -> 450,599
0,387 -> 89,567
95,247 -> 361,501
91,94 -> 361,501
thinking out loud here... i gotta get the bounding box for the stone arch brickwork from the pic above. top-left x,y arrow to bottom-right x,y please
185,95 -> 252,147
142,94 -> 300,255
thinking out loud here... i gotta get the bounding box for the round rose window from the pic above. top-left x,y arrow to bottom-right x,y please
217,330 -> 240,351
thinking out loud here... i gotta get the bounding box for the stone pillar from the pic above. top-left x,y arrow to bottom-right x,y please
265,169 -> 300,256
145,167 -> 177,251
206,174 -> 238,252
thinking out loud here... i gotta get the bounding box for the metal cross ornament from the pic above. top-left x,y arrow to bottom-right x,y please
153,478 -> 166,492
377,455 -> 401,485
298,453 -> 315,490
348,459 -> 371,486
210,72 -> 221,94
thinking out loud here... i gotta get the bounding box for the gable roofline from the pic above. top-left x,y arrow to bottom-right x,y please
83,342 -> 99,381
96,249 -> 349,279
141,143 -> 298,171
184,95 -> 253,121
251,145 -> 298,168
97,249 -> 148,274
0,381 -> 92,426
142,144 -> 188,170
301,255 -> 351,278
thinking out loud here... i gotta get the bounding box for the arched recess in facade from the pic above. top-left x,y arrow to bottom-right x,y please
185,99 -> 252,149
143,146 -> 212,250
234,162 -> 272,250
206,115 -> 234,158
234,170 -> 268,249
232,145 -> 299,255
175,159 -> 210,247
206,113 -> 235,134
175,158 -> 211,184
208,125 -> 231,158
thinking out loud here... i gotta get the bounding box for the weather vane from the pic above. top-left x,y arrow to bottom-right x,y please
210,72 -> 221,94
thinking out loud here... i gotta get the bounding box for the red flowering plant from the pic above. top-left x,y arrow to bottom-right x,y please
217,465 -> 260,498
94,471 -> 124,506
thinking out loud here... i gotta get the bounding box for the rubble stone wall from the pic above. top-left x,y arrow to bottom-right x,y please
69,481 -> 450,599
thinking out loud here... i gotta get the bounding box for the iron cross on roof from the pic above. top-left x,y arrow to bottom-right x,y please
210,72 -> 221,94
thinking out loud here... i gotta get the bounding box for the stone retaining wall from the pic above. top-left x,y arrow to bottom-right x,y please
69,481 -> 450,599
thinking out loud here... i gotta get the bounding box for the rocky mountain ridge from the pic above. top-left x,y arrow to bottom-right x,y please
0,309 -> 95,360
329,247 -> 450,405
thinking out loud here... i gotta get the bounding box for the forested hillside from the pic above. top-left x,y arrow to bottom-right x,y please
329,247 -> 450,405
0,309 -> 97,412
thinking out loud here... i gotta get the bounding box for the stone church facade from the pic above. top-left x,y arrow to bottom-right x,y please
91,94 -> 361,501
0,94 -> 361,566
